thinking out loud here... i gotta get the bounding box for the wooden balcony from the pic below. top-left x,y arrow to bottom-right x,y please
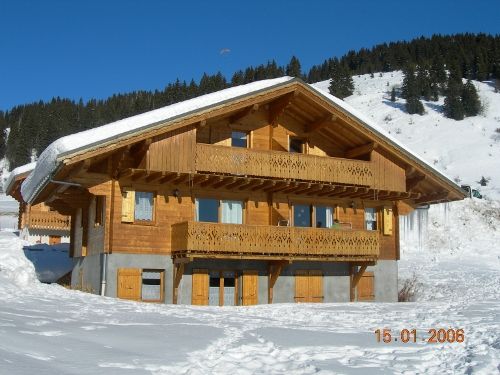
195,144 -> 374,187
28,212 -> 71,231
171,221 -> 379,262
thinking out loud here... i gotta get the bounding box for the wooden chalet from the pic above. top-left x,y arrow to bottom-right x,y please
18,77 -> 465,304
5,163 -> 71,245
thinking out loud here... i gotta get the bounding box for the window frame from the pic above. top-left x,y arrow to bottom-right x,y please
133,190 -> 156,225
231,130 -> 249,148
94,195 -> 105,227
195,197 -> 246,224
364,207 -> 378,231
289,137 -> 306,154
292,203 -> 335,228
141,269 -> 165,303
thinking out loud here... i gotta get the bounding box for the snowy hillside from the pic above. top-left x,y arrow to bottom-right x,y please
313,72 -> 500,200
0,198 -> 498,374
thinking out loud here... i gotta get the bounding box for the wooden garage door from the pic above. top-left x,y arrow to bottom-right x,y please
192,269 -> 209,305
357,272 -> 374,301
295,270 -> 323,303
242,270 -> 258,305
117,268 -> 142,301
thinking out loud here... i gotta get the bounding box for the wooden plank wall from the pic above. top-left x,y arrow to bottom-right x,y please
148,126 -> 196,173
371,150 -> 406,192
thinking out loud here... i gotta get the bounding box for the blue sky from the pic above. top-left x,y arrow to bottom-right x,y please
1,0 -> 499,110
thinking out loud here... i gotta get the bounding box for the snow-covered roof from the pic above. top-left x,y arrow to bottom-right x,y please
21,77 -> 294,202
4,162 -> 36,196
21,76 -> 463,203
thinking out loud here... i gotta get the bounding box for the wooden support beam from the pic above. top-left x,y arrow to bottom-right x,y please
173,263 -> 185,304
166,173 -> 188,185
335,187 -> 359,198
225,179 -> 247,190
280,182 -> 307,194
230,104 -> 259,123
414,191 -> 449,204
348,187 -> 370,198
145,171 -> 164,183
345,142 -> 378,159
352,264 -> 368,288
251,180 -> 274,191
238,179 -> 262,191
268,260 -> 289,304
131,170 -> 147,181
304,114 -> 337,134
406,175 -> 426,191
268,91 -> 297,126
263,181 -> 291,193
199,175 -> 220,188
316,185 -> 339,197
159,172 -> 178,184
118,168 -> 135,179
325,186 -> 347,197
212,177 -> 235,189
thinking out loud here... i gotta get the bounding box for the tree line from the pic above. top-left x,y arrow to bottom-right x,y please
1,32 -> 499,169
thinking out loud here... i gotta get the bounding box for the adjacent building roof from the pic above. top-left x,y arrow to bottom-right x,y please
20,77 -> 465,203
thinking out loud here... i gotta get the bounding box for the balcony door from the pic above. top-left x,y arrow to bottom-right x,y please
221,200 -> 243,224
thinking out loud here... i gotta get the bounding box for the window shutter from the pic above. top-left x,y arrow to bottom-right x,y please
383,207 -> 393,235
121,188 -> 135,223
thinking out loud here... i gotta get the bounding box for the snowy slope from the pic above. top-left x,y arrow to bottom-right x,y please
0,198 -> 499,374
313,72 -> 500,200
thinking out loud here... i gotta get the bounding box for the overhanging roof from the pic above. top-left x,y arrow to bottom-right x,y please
20,77 -> 466,204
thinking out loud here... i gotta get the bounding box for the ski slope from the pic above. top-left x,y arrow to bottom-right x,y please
314,72 -> 500,200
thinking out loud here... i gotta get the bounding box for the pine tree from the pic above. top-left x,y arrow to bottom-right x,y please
402,66 -> 425,115
286,56 -> 302,78
461,80 -> 481,116
444,63 -> 465,120
416,64 -> 432,100
328,60 -> 354,99
390,87 -> 396,102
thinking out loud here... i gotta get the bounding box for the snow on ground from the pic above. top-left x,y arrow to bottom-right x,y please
0,198 -> 499,374
313,72 -> 500,200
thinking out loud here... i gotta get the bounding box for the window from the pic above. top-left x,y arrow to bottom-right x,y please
294,204 -> 311,227
293,204 -> 334,228
289,138 -> 305,153
231,131 -> 248,148
195,198 -> 219,222
141,270 -> 163,302
94,196 -> 105,226
196,198 -> 244,224
135,192 -> 154,221
221,200 -> 243,224
49,235 -> 61,245
365,207 -> 377,230
315,206 -> 334,228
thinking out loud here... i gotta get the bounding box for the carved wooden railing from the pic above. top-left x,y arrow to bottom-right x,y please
171,221 -> 379,261
29,212 -> 71,230
195,144 -> 374,186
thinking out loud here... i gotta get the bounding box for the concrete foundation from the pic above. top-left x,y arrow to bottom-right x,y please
71,253 -> 398,304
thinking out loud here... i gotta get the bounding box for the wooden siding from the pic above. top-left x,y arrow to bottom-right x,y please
195,144 -> 374,186
371,150 -> 406,192
171,221 -> 379,261
148,126 -> 196,173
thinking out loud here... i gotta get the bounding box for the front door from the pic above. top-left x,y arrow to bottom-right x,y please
192,269 -> 209,305
295,270 -> 323,303
242,270 -> 258,305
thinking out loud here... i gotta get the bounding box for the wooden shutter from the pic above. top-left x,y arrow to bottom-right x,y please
358,272 -> 375,301
309,270 -> 324,303
192,269 -> 209,305
117,268 -> 142,301
121,188 -> 135,223
383,207 -> 393,235
242,270 -> 258,305
294,270 -> 308,303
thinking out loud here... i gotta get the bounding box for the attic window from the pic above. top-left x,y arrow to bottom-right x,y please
289,138 -> 305,153
231,131 -> 248,148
